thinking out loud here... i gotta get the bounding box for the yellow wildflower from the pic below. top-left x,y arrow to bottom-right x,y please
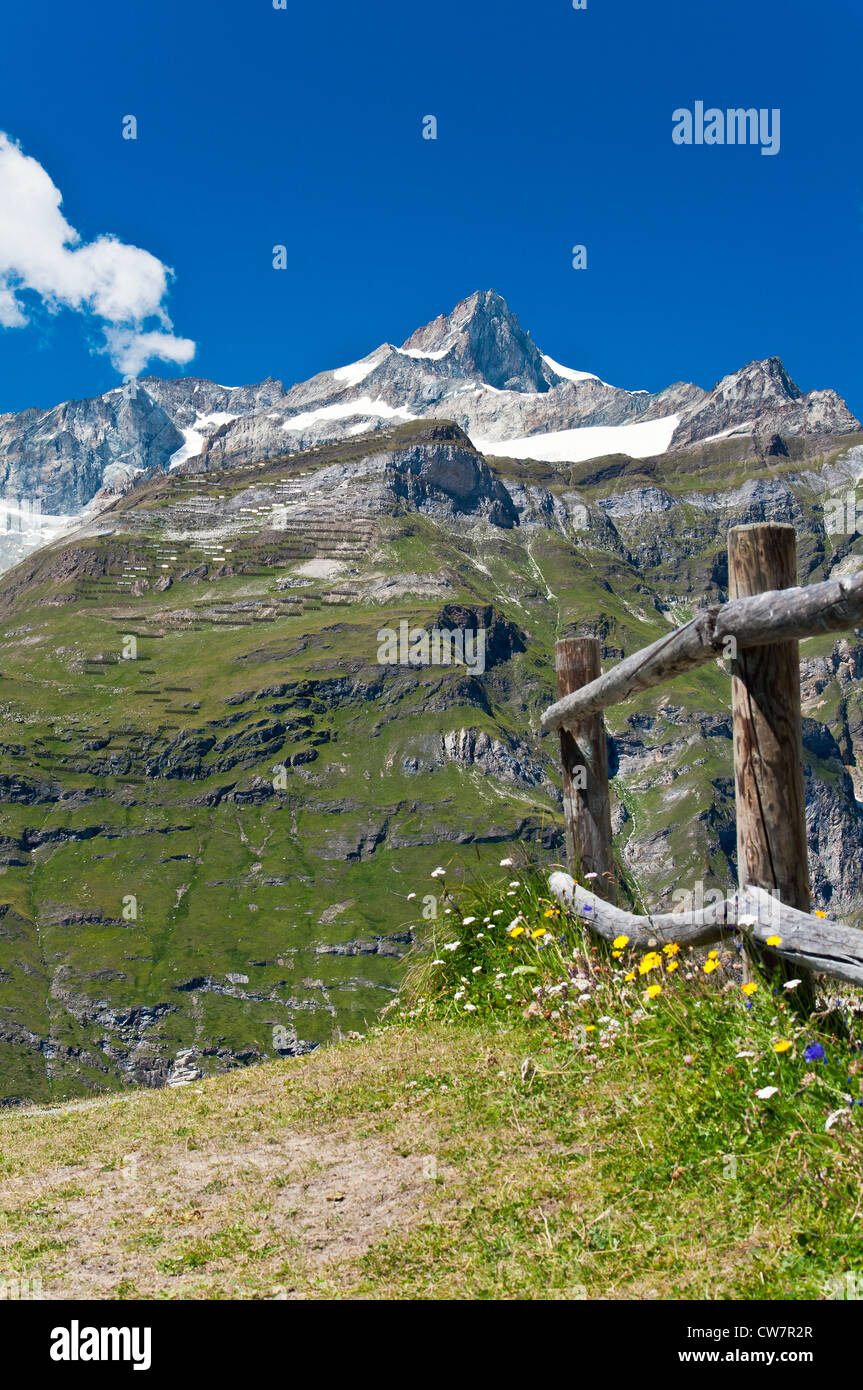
531,927 -> 548,940
766,935 -> 782,947
612,935 -> 630,950
667,960 -> 679,973
645,984 -> 662,998
638,951 -> 662,975
773,1039 -> 792,1053
814,910 -> 827,919
663,943 -> 680,956
741,982 -> 758,996
508,925 -> 525,938
625,971 -> 636,982
703,959 -> 718,974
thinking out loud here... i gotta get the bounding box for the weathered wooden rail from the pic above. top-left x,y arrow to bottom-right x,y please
541,567 -> 863,732
540,523 -> 863,996
548,877 -> 863,990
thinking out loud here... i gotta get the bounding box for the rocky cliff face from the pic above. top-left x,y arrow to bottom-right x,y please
399,288 -> 555,392
0,376 -> 285,516
0,304 -> 861,1107
670,357 -> 858,450
0,389 -> 182,512
0,292 -> 857,554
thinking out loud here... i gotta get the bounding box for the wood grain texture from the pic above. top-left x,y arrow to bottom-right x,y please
728,525 -> 810,910
555,637 -> 615,902
549,874 -> 863,988
540,568 -> 863,731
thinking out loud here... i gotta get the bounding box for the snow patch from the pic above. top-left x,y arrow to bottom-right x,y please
541,353 -> 649,395
332,347 -> 389,387
471,415 -> 680,464
692,421 -> 759,446
282,396 -> 418,432
397,346 -> 451,361
541,354 -> 600,385
169,428 -> 206,469
168,413 -> 237,468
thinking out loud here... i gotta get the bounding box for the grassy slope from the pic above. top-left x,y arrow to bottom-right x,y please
0,427 -> 861,1105
1,865 -> 861,1301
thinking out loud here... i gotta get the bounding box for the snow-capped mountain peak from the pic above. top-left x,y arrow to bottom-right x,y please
0,291 -> 857,550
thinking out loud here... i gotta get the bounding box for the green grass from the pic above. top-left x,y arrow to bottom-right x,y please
1,422 -> 862,1107
1,862 -> 861,1300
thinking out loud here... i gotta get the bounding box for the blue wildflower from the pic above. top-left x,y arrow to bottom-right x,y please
803,1043 -> 826,1063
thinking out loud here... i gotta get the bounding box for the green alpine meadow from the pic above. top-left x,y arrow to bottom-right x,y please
1,403 -> 862,1107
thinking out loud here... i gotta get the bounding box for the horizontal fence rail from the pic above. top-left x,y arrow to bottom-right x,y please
541,568 -> 863,733
549,873 -> 863,990
543,526 -> 863,1001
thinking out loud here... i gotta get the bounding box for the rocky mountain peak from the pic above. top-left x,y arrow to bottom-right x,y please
0,294 -> 859,570
400,289 -> 554,394
723,356 -> 803,402
670,355 -> 857,449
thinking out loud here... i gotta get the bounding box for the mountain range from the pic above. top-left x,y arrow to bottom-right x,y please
0,290 -> 861,1106
0,290 -> 857,555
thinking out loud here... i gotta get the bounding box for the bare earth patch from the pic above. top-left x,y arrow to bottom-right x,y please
1,1116 -> 451,1299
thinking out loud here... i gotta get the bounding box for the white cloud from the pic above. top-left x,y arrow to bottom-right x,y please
104,327 -> 196,378
0,131 -> 195,375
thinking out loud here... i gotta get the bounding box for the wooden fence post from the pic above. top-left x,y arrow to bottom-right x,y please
555,637 -> 615,902
727,523 -> 814,996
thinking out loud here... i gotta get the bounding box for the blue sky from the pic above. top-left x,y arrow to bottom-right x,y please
0,0 -> 861,416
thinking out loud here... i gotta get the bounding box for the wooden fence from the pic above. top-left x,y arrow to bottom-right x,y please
540,522 -> 863,994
